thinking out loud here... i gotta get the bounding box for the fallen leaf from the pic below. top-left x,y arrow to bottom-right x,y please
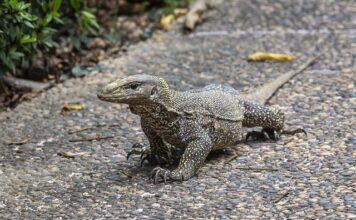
174,8 -> 188,17
68,135 -> 114,142
4,138 -> 29,145
184,0 -> 223,30
121,170 -> 133,178
61,103 -> 85,115
160,14 -> 175,31
185,0 -> 207,30
58,151 -> 90,159
247,52 -> 295,62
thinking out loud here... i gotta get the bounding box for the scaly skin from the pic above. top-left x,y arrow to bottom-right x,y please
97,57 -> 317,183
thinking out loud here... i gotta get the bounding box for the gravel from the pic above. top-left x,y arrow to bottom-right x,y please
0,0 -> 355,218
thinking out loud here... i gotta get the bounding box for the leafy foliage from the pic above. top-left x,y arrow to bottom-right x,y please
163,0 -> 193,14
0,0 -> 190,76
0,0 -> 99,74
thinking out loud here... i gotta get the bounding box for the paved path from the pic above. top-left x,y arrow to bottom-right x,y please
0,0 -> 355,218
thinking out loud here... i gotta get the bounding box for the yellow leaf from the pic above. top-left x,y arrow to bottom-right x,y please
160,14 -> 175,31
60,103 -> 85,115
247,52 -> 295,62
66,104 -> 84,110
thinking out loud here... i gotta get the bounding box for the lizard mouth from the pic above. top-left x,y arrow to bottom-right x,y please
97,92 -> 123,102
97,92 -> 148,105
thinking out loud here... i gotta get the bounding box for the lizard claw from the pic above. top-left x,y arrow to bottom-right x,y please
127,143 -> 150,160
149,167 -> 188,184
150,167 -> 171,184
246,128 -> 279,141
246,127 -> 307,142
128,144 -> 181,167
140,155 -> 149,167
246,130 -> 270,141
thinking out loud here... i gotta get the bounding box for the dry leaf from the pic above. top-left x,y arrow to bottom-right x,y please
184,0 -> 222,30
247,52 -> 295,62
185,0 -> 207,30
121,170 -> 133,178
60,103 -> 85,115
174,8 -> 188,17
69,135 -> 114,142
4,138 -> 29,145
58,151 -> 90,159
160,14 -> 175,31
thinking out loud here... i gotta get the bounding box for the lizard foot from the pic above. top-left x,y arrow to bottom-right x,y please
149,167 -> 185,184
126,143 -> 153,166
246,128 -> 280,141
127,143 -> 175,166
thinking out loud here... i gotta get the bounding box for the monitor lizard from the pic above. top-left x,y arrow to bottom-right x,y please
97,56 -> 318,183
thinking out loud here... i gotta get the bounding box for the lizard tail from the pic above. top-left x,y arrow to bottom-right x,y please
242,55 -> 319,104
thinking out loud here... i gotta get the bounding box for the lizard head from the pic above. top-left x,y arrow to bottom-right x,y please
97,74 -> 172,106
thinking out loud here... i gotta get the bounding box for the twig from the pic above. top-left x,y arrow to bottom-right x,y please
69,135 -> 114,142
274,191 -> 290,204
67,123 -> 121,134
235,166 -> 279,172
0,75 -> 51,92
225,154 -> 238,163
68,127 -> 92,134
107,123 -> 120,128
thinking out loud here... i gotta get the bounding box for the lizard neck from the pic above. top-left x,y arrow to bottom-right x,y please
129,101 -> 178,123
129,77 -> 179,121
156,77 -> 174,108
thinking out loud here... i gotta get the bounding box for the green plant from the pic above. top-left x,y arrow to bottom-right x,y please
163,0 -> 193,14
0,0 -> 61,73
0,0 -> 100,74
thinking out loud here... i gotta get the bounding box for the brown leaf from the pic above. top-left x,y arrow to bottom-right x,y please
4,138 -> 29,145
69,135 -> 114,142
58,151 -> 90,159
184,0 -> 222,30
185,0 -> 207,30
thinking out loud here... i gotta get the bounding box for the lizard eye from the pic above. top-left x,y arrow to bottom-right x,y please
151,86 -> 158,95
130,83 -> 139,90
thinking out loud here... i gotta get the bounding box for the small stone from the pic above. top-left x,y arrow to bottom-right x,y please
132,208 -> 143,215
151,203 -> 160,208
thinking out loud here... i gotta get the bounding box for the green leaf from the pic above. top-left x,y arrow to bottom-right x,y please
69,0 -> 81,11
0,51 -> 16,73
89,64 -> 109,72
82,11 -> 96,19
19,2 -> 31,11
51,0 -> 62,12
19,12 -> 37,21
42,40 -> 54,48
20,35 -> 37,44
9,48 -> 24,60
72,65 -> 88,77
23,20 -> 35,28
